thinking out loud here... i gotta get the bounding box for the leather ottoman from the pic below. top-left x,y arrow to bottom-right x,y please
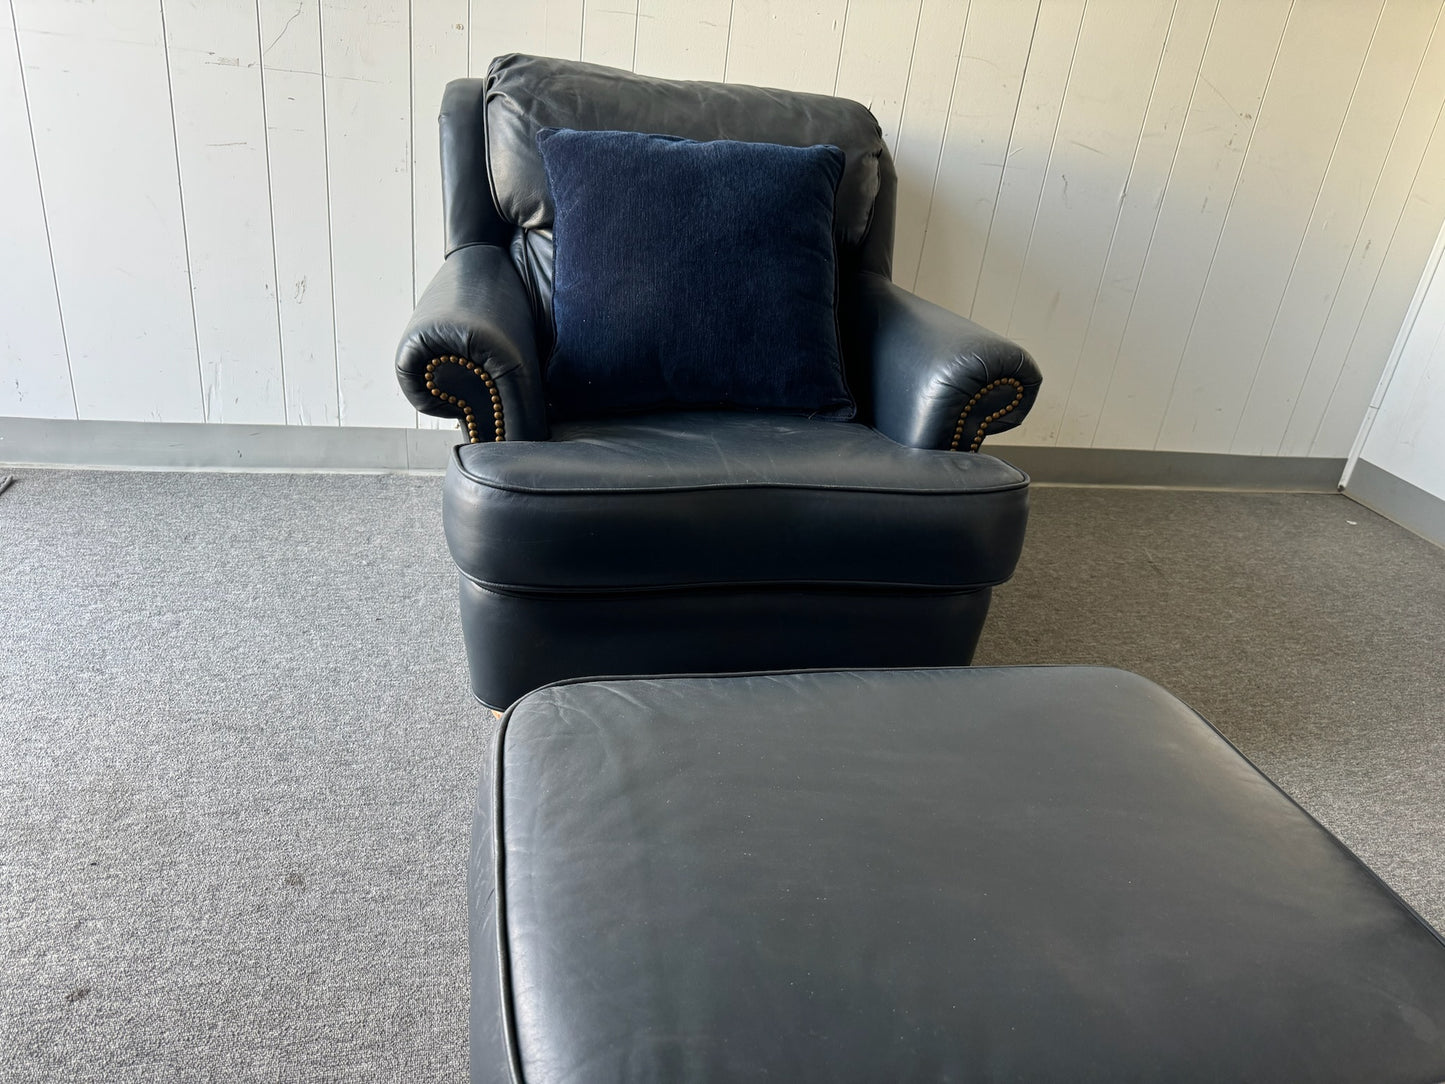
469,667 -> 1445,1082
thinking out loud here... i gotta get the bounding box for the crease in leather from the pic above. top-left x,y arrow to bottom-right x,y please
508,231 -> 539,331
522,229 -> 555,357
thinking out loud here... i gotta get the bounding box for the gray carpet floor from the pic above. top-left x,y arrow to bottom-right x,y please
0,468 -> 1441,1081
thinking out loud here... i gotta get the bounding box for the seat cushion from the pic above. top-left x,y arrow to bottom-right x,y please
443,413 -> 1029,591
472,667 -> 1445,1082
535,128 -> 854,422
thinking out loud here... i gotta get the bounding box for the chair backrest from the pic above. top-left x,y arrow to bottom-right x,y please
438,54 -> 897,352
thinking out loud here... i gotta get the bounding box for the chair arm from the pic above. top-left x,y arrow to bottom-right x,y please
396,244 -> 549,443
851,271 -> 1041,452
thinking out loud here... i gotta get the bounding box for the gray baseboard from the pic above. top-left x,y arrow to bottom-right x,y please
1,417 -> 1347,491
1344,459 -> 1445,548
991,444 -> 1346,491
0,417 -> 462,472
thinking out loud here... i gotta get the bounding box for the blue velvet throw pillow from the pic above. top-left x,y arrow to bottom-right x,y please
535,128 -> 855,421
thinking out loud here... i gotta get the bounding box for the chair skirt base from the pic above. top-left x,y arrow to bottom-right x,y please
459,577 -> 993,710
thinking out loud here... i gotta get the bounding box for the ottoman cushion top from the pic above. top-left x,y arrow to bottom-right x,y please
480,667 -> 1445,1081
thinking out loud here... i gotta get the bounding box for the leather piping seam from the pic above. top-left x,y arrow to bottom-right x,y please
491,707 -> 526,1084
425,356 -> 505,443
950,377 -> 1025,452
449,449 -> 1027,496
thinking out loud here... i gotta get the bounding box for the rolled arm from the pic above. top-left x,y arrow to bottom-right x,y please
850,271 -> 1042,452
396,244 -> 549,443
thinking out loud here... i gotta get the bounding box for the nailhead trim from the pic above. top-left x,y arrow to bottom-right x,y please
949,377 -> 1025,452
423,356 -> 504,443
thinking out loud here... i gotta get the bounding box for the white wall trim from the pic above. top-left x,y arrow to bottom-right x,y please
0,418 -> 462,473
1345,459 -> 1445,549
1,417 -> 1345,490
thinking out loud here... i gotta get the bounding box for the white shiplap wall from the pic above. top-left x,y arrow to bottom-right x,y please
4,0 -> 1445,460
1353,218 -> 1445,503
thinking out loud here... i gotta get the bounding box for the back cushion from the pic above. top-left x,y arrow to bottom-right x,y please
535,128 -> 855,421
484,53 -> 887,254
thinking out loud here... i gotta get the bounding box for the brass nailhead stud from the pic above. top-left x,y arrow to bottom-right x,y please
950,377 -> 1026,452
424,355 -> 505,444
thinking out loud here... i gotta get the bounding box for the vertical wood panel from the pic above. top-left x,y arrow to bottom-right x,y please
988,0 -> 1175,446
632,0 -> 731,81
1357,219 -> 1445,493
1280,9 -> 1445,457
1055,0 -> 1218,448
891,0 -> 974,292
413,0 -> 468,291
14,0 -> 201,422
1348,223 -> 1445,475
322,0 -> 415,428
833,0 -> 923,151
469,0 -> 583,70
541,0 -> 586,58
260,0 -> 339,426
1090,0 -> 1291,450
1232,0 -> 1439,455
412,1 -> 469,430
1312,98 -> 1445,456
0,4 -> 72,419
911,0 -> 1039,314
967,0 -> 1085,334
582,0 -> 639,69
165,0 -> 285,425
1155,0 -> 1384,453
6,0 -> 1445,457
724,0 -> 848,92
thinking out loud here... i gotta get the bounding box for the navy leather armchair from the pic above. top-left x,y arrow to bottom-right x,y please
397,54 -> 1043,709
